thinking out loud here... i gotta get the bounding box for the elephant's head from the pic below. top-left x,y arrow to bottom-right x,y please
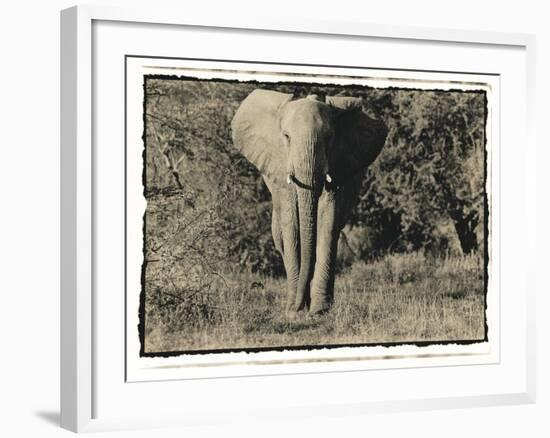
231,89 -> 387,314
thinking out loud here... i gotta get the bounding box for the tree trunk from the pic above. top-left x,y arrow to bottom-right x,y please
451,212 -> 479,255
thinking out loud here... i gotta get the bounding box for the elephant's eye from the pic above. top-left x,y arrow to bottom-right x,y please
282,132 -> 291,148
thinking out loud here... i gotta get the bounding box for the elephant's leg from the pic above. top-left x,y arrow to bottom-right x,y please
271,203 -> 284,255
310,189 -> 339,314
267,177 -> 284,256
279,188 -> 301,314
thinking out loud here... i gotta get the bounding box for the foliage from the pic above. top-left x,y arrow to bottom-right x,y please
353,89 -> 486,255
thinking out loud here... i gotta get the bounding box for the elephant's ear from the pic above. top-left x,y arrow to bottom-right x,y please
326,96 -> 388,182
231,89 -> 293,185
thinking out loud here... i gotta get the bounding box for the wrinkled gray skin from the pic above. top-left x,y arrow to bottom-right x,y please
231,90 -> 387,315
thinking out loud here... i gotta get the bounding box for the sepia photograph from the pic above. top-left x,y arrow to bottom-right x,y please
130,61 -> 490,357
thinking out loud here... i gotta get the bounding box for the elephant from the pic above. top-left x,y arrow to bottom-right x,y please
231,89 -> 387,315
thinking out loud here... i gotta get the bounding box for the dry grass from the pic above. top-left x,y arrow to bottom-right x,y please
143,252 -> 486,353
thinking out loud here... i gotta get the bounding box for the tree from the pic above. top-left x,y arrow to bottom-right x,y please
351,89 -> 486,255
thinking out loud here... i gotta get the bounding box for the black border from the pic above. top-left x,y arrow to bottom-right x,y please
125,56 -> 490,358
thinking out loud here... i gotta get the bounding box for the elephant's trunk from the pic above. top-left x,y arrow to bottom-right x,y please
292,134 -> 321,312
294,187 -> 316,311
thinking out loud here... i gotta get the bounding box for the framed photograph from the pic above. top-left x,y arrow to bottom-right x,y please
61,5 -> 536,433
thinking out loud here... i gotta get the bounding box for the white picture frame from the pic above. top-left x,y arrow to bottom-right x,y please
60,4 -> 536,433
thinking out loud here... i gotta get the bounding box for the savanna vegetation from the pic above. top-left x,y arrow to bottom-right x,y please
141,76 -> 487,353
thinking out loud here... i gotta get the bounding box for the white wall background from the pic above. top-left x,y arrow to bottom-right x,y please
0,1 -> 546,436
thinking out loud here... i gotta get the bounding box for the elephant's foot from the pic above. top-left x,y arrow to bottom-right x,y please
285,295 -> 312,320
284,308 -> 300,321
309,290 -> 332,315
309,300 -> 331,315
285,290 -> 310,314
285,300 -> 309,319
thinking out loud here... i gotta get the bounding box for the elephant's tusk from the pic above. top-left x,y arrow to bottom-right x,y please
325,174 -> 332,183
286,174 -> 292,185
